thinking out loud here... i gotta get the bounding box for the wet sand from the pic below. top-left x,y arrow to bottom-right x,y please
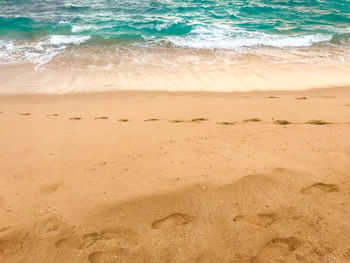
1,58 -> 350,94
0,87 -> 350,262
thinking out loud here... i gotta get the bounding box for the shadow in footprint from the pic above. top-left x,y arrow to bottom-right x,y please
190,118 -> 209,123
300,183 -> 339,195
243,118 -> 262,123
118,119 -> 129,122
305,120 -> 329,125
88,248 -> 143,263
295,97 -> 308,100
169,120 -> 186,123
95,117 -> 108,120
88,250 -> 125,263
270,237 -> 300,251
39,183 -> 61,195
55,236 -> 83,249
152,213 -> 191,230
144,118 -> 160,122
217,121 -> 235,126
19,113 -> 31,116
69,117 -> 81,120
273,120 -> 291,125
46,114 -> 59,117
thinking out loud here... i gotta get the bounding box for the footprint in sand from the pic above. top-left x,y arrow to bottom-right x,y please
95,116 -> 108,120
88,248 -> 144,263
118,119 -> 129,122
34,215 -> 61,234
273,119 -> 291,125
144,118 -> 160,122
39,182 -> 61,194
19,113 -> 31,116
300,183 -> 339,195
55,229 -> 138,250
55,236 -> 84,249
305,119 -> 329,125
243,118 -> 262,123
190,118 -> 209,123
295,97 -> 308,100
267,96 -> 279,99
217,121 -> 235,125
151,213 -> 191,230
169,120 -> 186,123
0,225 -> 14,239
69,117 -> 81,120
46,114 -> 59,117
0,225 -> 21,252
233,213 -> 277,227
251,237 -> 300,263
88,250 -> 125,263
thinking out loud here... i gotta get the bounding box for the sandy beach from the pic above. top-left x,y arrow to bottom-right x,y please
1,0 -> 350,261
0,86 -> 350,262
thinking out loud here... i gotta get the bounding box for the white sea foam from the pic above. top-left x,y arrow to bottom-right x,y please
0,24 -> 340,72
70,24 -> 115,34
0,35 -> 91,69
167,25 -> 333,49
71,25 -> 94,33
49,35 -> 91,45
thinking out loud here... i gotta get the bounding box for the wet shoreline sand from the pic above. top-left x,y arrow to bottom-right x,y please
1,54 -> 350,94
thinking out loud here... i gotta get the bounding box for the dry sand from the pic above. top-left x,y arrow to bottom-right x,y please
0,87 -> 350,262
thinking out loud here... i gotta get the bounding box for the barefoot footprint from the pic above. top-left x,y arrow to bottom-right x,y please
243,118 -> 262,123
233,213 -> 277,227
251,236 -> 300,262
305,119 -> 329,125
39,182 -> 61,194
217,121 -> 235,125
273,119 -> 291,125
88,250 -> 124,263
190,118 -> 209,122
151,213 -> 191,230
300,183 -> 339,195
169,120 -> 186,123
55,229 -> 138,250
144,118 -> 160,122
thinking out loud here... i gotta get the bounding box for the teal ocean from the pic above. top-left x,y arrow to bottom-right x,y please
0,0 -> 350,67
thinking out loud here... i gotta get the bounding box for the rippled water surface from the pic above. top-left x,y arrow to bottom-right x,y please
0,0 -> 350,68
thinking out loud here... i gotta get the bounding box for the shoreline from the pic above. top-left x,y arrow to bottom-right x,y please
1,58 -> 350,94
0,84 -> 349,96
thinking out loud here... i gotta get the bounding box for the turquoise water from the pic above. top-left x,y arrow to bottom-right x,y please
1,0 -> 350,67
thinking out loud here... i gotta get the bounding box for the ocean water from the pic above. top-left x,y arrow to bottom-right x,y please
0,0 -> 350,70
